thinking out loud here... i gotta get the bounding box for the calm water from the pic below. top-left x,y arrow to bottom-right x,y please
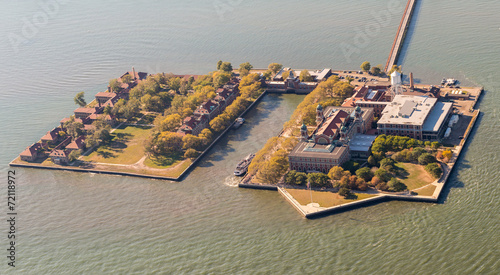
1,0 -> 499,274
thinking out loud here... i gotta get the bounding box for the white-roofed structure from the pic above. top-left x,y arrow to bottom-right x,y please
377,95 -> 453,141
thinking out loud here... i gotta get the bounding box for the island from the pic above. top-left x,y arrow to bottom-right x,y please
10,0 -> 483,218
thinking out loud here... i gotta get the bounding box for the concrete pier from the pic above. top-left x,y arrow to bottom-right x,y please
385,0 -> 417,72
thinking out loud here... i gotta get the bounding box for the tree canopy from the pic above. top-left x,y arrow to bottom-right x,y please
268,63 -> 283,74
299,69 -> 314,82
74,92 -> 86,107
360,61 -> 371,72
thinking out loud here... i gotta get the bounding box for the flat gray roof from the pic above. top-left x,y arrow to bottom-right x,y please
289,141 -> 348,159
422,101 -> 453,132
349,134 -> 378,152
379,95 -> 437,126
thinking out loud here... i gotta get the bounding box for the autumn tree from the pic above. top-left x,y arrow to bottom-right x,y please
213,71 -> 232,88
121,74 -> 133,84
239,62 -> 253,77
441,149 -> 453,162
299,69 -> 314,82
268,63 -> 283,74
328,166 -> 344,181
159,114 -> 181,132
184,148 -> 198,159
360,61 -> 371,72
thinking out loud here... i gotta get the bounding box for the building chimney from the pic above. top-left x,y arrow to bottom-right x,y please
132,67 -> 136,80
410,72 -> 414,90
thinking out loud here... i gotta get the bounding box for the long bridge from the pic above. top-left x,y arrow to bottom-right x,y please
384,0 -> 418,72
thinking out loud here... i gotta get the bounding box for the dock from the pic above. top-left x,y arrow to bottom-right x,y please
384,0 -> 418,72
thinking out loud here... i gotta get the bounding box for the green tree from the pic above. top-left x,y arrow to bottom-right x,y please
63,117 -> 85,138
356,167 -> 374,182
219,62 -> 233,72
217,60 -> 223,70
360,61 -> 371,72
425,163 -> 443,179
239,62 -> 253,77
388,178 -> 407,192
299,69 -> 314,82
339,187 -> 356,199
370,65 -> 382,76
295,172 -> 307,186
285,170 -> 298,185
418,153 -> 437,165
342,161 -> 360,174
109,79 -> 122,92
268,63 -> 283,74
368,155 -> 378,167
122,74 -> 133,84
307,173 -> 330,188
431,141 -> 441,150
380,158 -> 396,172
375,168 -> 392,182
68,150 -> 81,162
74,92 -> 86,107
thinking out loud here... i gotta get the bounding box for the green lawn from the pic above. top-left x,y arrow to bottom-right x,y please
285,189 -> 376,208
81,125 -> 152,165
395,162 -> 435,190
417,185 -> 437,196
144,155 -> 184,169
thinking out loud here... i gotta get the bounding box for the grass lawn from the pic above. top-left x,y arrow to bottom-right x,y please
417,185 -> 437,196
144,155 -> 183,169
395,162 -> 435,190
81,125 -> 152,165
108,159 -> 192,178
285,189 -> 376,208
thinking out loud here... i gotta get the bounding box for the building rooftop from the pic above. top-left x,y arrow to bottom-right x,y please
289,141 -> 348,159
422,101 -> 453,132
378,95 -> 437,126
349,134 -> 378,152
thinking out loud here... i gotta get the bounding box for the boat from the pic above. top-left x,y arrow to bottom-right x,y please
446,78 -> 457,86
233,117 -> 245,129
234,153 -> 255,176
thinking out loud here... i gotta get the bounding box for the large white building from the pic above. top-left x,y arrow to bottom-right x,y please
377,95 -> 453,140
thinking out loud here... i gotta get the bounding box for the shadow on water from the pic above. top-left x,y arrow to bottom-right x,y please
437,111 -> 483,203
396,0 -> 423,66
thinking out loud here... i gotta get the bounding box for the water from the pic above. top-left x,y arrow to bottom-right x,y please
1,0 -> 499,273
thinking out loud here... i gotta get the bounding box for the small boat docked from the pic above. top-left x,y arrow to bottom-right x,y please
233,117 -> 245,129
234,153 -> 255,176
